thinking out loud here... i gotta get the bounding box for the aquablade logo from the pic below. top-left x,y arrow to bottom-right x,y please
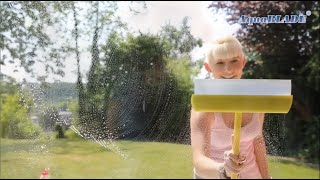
238,11 -> 311,25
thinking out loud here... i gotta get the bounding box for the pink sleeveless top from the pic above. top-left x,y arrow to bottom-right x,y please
210,113 -> 262,179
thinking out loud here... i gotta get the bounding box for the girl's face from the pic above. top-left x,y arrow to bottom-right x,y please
205,55 -> 246,79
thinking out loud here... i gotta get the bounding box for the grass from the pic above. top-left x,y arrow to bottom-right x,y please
1,138 -> 319,179
268,156 -> 319,179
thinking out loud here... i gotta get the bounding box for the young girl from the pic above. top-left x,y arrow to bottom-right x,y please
190,36 -> 271,179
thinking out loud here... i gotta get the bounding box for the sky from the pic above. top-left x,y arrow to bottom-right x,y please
2,1 -> 239,83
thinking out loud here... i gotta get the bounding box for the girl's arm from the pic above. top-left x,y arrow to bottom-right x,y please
190,109 -> 224,178
253,113 -> 272,179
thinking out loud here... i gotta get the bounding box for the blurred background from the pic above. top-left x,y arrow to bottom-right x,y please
1,1 -> 319,178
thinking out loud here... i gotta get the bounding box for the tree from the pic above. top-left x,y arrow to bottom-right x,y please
69,2 -> 143,140
72,28 -> 202,142
0,89 -> 42,139
0,1 -> 142,80
0,1 -> 72,78
209,1 -> 319,163
99,20 -> 203,142
163,56 -> 203,143
160,17 -> 203,59
0,75 -> 19,95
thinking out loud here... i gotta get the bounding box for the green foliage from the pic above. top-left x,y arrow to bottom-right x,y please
160,57 -> 202,143
166,56 -> 201,92
68,100 -> 79,117
0,76 -> 19,94
0,94 -> 42,139
301,53 -> 320,91
139,20 -> 202,142
299,115 -> 320,164
1,1 -> 136,80
0,79 -> 42,139
72,16 -> 203,142
160,17 -> 203,58
78,32 -> 172,139
64,129 -> 83,140
0,1 -> 71,77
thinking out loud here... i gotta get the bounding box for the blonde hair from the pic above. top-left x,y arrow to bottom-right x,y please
206,36 -> 244,63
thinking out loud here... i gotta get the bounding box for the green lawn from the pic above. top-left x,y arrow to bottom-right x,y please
1,138 -> 319,179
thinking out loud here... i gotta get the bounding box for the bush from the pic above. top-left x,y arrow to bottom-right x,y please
300,115 -> 320,164
64,129 -> 83,140
1,94 -> 43,139
8,119 -> 43,139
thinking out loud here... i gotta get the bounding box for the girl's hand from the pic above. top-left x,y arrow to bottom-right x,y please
223,150 -> 247,177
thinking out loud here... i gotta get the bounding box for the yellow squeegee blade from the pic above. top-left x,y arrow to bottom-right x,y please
191,95 -> 293,113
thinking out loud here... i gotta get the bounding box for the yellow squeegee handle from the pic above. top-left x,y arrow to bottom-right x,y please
231,112 -> 242,179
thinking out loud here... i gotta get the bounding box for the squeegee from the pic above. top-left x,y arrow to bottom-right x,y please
191,79 -> 293,179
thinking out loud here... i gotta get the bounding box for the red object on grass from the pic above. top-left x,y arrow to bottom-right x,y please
42,169 -> 49,176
